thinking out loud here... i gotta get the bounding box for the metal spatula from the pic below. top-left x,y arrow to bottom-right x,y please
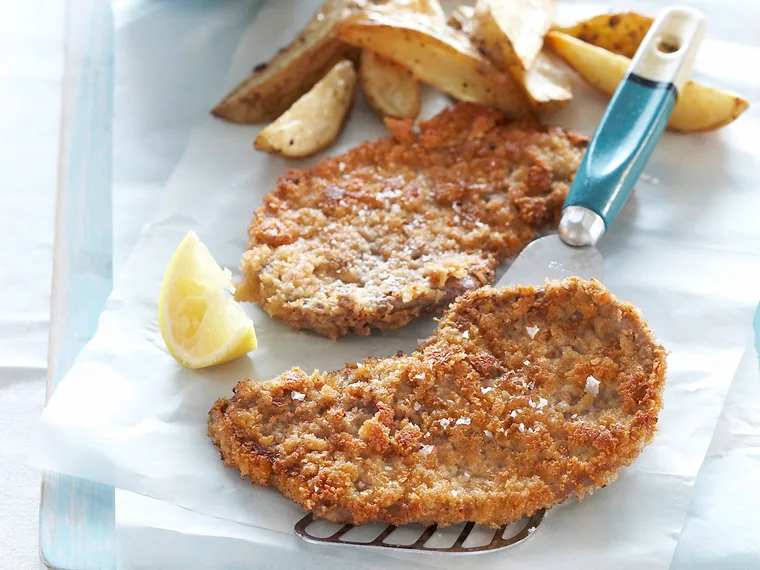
500,5 -> 705,288
296,5 -> 705,555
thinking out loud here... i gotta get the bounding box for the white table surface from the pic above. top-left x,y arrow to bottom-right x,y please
0,2 -> 64,569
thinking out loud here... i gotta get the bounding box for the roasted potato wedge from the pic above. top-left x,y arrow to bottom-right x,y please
356,0 -> 442,119
521,51 -> 573,116
452,2 -> 570,116
254,60 -> 356,157
546,32 -> 750,132
447,5 -> 474,32
470,0 -> 555,79
212,0 -> 361,124
553,12 -> 654,59
337,4 -> 534,119
359,50 -> 420,118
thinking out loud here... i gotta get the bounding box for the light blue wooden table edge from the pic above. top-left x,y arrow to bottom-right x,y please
40,0 -> 115,568
37,1 -> 760,568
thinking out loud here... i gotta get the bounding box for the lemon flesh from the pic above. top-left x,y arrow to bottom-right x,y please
158,231 -> 257,369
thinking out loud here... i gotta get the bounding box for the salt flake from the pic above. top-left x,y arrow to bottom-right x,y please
526,326 -> 539,339
481,386 -> 493,395
413,402 -> 421,411
585,375 -> 600,397
456,417 -> 471,425
439,419 -> 451,428
510,410 -> 518,418
420,445 -> 434,456
462,330 -> 470,339
291,391 -> 306,401
451,490 -> 458,497
484,430 -> 493,438
518,423 -> 525,432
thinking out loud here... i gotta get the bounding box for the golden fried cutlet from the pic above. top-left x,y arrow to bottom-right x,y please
209,278 -> 666,528
236,103 -> 588,339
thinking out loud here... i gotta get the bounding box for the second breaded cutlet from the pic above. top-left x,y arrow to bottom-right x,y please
236,103 -> 588,338
211,278 -> 667,527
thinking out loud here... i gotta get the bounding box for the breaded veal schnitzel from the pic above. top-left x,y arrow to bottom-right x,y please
210,278 -> 667,528
236,103 -> 588,338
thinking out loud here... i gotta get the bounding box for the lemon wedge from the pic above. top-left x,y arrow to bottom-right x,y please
158,231 -> 257,369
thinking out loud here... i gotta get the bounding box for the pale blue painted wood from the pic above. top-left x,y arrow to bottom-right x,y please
39,0 -> 116,568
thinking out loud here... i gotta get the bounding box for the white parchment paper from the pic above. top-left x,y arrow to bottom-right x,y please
38,0 -> 760,568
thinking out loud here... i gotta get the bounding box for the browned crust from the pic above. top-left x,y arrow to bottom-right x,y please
210,278 -> 667,527
236,103 -> 588,338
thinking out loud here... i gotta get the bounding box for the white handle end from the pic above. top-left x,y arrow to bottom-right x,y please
630,6 -> 706,93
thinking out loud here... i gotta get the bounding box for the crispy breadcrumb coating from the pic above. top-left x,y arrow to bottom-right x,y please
210,278 -> 666,527
236,103 -> 588,338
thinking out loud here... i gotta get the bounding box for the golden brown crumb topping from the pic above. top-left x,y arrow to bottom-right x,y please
210,278 -> 666,527
236,103 -> 588,338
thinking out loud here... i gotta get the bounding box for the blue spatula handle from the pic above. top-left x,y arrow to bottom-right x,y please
560,6 -> 706,246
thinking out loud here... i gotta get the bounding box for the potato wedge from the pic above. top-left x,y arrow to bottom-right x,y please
521,51 -> 573,116
452,2 -> 570,116
553,12 -> 654,59
254,60 -> 356,157
337,5 -> 534,119
212,0 -> 362,124
546,32 -> 750,132
359,50 -> 420,119
356,0 -> 442,119
447,5 -> 474,32
470,0 -> 555,79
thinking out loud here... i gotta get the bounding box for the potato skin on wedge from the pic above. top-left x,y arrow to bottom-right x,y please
546,31 -> 749,132
254,60 -> 356,158
212,0 -> 361,124
552,12 -> 654,59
